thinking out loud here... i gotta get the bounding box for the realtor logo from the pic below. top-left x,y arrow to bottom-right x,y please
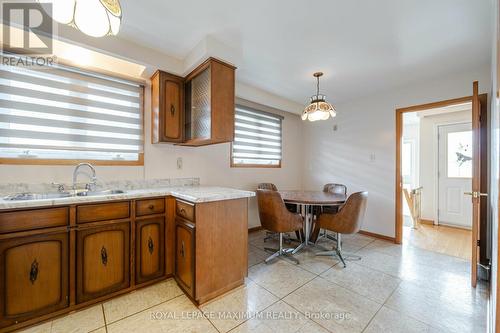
2,1 -> 53,54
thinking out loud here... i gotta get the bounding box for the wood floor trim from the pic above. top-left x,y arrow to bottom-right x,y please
358,230 -> 396,243
248,226 -> 262,233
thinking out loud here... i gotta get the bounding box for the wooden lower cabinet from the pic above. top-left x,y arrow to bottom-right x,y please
0,195 -> 249,331
0,232 -> 69,329
76,222 -> 130,303
174,219 -> 195,297
135,217 -> 165,284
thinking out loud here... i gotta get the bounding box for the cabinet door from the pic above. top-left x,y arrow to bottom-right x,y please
136,217 -> 165,284
175,219 -> 195,297
0,232 -> 69,328
164,80 -> 182,140
76,222 -> 130,303
151,71 -> 184,143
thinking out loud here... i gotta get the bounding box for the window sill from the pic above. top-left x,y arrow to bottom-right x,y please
230,162 -> 281,169
0,154 -> 144,166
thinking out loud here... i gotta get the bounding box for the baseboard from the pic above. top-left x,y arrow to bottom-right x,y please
359,230 -> 396,243
248,226 -> 262,233
419,219 -> 434,225
435,222 -> 472,231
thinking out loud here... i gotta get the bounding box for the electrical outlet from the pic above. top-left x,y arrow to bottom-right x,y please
369,153 -> 376,162
177,157 -> 183,170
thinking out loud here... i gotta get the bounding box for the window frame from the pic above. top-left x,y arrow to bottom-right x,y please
230,104 -> 283,169
0,64 -> 145,166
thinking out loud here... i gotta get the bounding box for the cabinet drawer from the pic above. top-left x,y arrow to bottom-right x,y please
176,200 -> 195,222
77,202 -> 130,224
0,207 -> 68,234
136,198 -> 165,217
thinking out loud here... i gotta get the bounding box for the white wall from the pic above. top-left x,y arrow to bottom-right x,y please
302,65 -> 490,238
418,111 -> 471,221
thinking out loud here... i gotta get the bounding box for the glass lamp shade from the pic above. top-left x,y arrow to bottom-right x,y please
38,0 -> 122,37
301,96 -> 337,121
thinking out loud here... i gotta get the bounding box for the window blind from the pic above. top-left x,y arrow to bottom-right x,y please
0,61 -> 143,162
232,105 -> 283,166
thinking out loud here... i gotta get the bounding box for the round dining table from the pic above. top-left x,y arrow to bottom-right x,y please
279,190 -> 346,246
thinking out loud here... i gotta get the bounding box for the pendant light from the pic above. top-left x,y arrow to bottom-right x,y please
38,0 -> 122,38
302,72 -> 336,121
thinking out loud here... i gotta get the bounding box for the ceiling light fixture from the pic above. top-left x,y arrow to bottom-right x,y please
302,72 -> 336,121
39,0 -> 122,38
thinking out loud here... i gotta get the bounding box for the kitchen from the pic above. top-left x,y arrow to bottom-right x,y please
0,1 -> 497,333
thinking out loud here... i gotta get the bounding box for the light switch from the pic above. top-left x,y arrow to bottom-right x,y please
177,157 -> 183,170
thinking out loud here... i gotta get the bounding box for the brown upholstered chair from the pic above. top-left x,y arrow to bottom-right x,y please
257,183 -> 278,191
316,191 -> 368,267
257,189 -> 304,264
312,183 -> 348,242
257,183 -> 299,243
323,183 -> 348,195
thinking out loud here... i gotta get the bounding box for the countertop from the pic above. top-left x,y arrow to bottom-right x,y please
0,186 -> 256,210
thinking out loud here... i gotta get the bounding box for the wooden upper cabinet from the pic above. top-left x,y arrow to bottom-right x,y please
182,58 -> 236,146
76,222 -> 130,303
0,232 -> 69,328
151,71 -> 184,143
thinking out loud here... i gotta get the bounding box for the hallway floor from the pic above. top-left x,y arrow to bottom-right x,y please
19,231 -> 487,333
403,222 -> 472,260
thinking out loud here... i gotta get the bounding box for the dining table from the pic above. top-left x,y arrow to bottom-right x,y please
279,190 -> 347,246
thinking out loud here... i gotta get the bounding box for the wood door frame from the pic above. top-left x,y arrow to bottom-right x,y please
395,95 -> 486,244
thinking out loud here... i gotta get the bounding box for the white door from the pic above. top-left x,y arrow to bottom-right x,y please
438,123 -> 473,228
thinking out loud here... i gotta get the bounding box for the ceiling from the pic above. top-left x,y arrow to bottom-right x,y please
118,0 -> 492,107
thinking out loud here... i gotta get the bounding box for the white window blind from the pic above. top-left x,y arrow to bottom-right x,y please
232,105 -> 283,166
0,61 -> 143,162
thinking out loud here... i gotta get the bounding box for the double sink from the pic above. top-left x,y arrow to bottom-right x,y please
3,163 -> 125,201
4,189 -> 126,201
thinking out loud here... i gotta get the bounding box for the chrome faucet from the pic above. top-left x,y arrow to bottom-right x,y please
72,163 -> 97,192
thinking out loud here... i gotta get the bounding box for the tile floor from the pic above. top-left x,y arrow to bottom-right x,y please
19,231 -> 488,333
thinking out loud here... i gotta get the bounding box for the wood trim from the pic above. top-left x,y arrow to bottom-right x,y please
395,96 -> 473,113
358,230 -> 396,243
394,94 -> 485,244
248,226 -> 263,233
0,153 -> 144,166
419,219 -> 434,225
230,162 -> 281,169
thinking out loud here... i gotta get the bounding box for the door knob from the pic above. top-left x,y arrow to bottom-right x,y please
464,191 -> 488,198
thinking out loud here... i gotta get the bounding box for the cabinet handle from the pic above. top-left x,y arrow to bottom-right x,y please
170,104 -> 175,116
148,204 -> 155,210
180,241 -> 185,258
179,208 -> 186,216
101,246 -> 108,266
148,237 -> 154,254
29,259 -> 39,284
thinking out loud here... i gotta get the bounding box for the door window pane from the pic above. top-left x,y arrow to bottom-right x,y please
447,131 -> 472,178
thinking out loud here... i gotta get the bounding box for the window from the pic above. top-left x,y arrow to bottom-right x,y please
232,105 -> 283,167
0,60 -> 143,164
447,130 -> 472,178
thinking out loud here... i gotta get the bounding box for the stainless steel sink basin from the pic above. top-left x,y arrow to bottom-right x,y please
3,189 -> 126,200
76,189 -> 126,197
3,192 -> 72,201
